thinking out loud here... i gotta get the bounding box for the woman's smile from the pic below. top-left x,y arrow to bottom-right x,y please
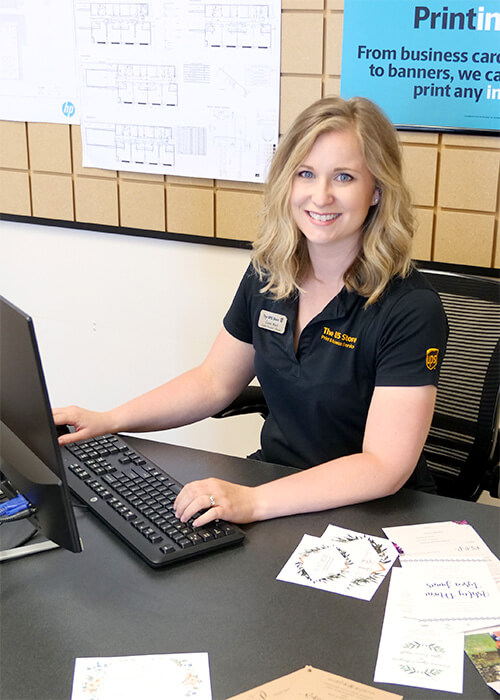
306,211 -> 341,223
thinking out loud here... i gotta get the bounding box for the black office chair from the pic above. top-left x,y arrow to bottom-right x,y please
213,262 -> 500,502
417,263 -> 499,501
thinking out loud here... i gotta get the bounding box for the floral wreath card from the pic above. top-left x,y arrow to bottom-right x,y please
276,526 -> 398,600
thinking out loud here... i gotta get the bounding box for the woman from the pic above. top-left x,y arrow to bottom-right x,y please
54,96 -> 448,528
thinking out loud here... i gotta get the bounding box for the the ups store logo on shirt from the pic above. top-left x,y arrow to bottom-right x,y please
426,347 -> 439,370
321,327 -> 358,350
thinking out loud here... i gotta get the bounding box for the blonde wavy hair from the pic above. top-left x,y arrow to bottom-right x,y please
252,96 -> 415,306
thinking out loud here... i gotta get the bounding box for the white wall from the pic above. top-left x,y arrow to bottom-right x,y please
0,219 -> 263,457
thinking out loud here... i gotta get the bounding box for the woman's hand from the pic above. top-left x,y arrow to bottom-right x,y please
52,405 -> 115,445
174,477 -> 259,527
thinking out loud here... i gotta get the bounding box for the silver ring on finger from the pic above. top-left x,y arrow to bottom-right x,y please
209,495 -> 216,507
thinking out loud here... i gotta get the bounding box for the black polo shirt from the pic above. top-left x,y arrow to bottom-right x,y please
223,264 -> 448,490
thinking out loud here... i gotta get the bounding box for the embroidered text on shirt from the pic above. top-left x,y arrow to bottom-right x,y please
321,326 -> 358,350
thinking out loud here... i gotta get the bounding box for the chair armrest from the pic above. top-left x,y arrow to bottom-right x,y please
487,433 -> 500,499
212,386 -> 269,419
489,465 -> 499,499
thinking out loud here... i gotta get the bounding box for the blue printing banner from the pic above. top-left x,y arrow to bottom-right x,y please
341,0 -> 500,133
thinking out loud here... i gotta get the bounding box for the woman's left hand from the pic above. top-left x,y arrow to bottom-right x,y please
174,478 -> 258,527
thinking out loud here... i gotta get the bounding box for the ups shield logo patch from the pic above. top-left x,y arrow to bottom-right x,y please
426,347 -> 439,370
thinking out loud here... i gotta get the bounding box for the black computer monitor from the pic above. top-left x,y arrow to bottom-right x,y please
0,294 -> 82,554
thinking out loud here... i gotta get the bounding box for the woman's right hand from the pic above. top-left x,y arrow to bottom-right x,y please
52,405 -> 115,445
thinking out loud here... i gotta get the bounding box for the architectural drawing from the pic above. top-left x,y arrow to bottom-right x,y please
87,3 -> 151,46
75,0 -> 281,182
85,122 -> 175,166
85,63 -> 178,107
188,3 -> 273,49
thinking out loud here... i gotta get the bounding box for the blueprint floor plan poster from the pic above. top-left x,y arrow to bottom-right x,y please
74,0 -> 281,183
0,0 -> 80,124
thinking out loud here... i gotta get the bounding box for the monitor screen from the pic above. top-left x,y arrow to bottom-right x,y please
0,294 -> 82,553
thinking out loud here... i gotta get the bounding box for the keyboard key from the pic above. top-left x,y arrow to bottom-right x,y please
187,533 -> 203,545
148,534 -> 163,544
160,545 -> 176,555
210,526 -> 225,539
122,510 -> 136,521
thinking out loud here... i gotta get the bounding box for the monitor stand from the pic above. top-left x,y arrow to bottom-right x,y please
0,517 -> 59,562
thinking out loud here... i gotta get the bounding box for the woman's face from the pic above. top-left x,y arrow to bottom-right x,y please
289,128 -> 378,255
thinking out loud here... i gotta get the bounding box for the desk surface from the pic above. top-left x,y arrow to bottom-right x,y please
1,437 -> 499,700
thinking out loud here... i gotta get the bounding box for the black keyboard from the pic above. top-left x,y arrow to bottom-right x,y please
61,435 -> 245,567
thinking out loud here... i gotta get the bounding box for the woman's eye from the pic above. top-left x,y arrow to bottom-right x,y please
297,170 -> 314,179
336,173 -> 353,183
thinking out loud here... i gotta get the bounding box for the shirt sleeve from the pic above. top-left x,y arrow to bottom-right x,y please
375,288 -> 449,387
223,263 -> 256,344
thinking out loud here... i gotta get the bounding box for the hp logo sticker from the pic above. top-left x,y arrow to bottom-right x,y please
62,101 -> 75,118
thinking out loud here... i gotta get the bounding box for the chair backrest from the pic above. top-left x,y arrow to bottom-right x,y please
418,263 -> 500,500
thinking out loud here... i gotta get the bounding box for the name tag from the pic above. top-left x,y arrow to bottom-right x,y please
258,309 -> 287,334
